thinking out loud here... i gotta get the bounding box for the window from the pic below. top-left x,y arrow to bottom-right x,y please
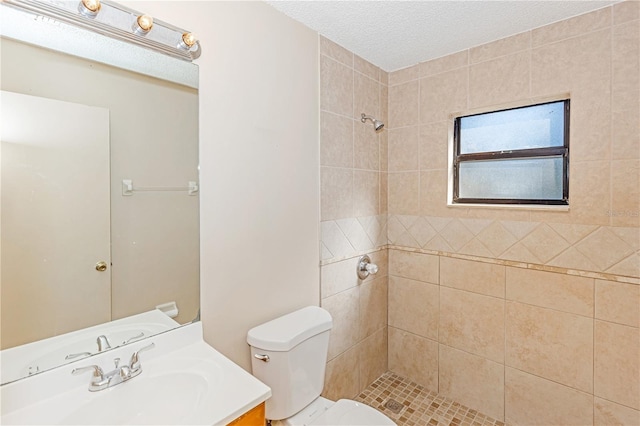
452,100 -> 570,206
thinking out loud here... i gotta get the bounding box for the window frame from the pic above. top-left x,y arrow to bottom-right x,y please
452,99 -> 570,206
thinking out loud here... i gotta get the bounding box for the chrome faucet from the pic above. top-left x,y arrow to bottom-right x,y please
72,342 -> 155,391
96,335 -> 112,352
64,335 -> 111,362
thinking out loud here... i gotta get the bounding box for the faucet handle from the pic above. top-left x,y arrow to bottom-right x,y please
129,342 -> 155,371
65,351 -> 91,360
72,364 -> 107,390
72,364 -> 104,378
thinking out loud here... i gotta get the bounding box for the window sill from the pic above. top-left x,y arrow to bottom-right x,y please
447,202 -> 570,212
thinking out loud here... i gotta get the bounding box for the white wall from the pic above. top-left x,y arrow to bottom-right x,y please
123,1 -> 321,370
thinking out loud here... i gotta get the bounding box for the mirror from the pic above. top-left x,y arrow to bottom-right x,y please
0,9 -> 199,384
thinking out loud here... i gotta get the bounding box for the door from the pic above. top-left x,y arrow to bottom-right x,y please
1,90 -> 111,348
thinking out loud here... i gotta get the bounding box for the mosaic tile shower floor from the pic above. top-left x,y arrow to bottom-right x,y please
355,372 -> 505,426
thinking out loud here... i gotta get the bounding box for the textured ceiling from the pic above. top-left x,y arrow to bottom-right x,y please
267,1 -> 616,72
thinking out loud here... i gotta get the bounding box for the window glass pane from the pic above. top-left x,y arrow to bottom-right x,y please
458,156 -> 564,200
459,101 -> 565,154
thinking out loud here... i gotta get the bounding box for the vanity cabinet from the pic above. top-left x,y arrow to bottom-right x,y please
228,402 -> 265,425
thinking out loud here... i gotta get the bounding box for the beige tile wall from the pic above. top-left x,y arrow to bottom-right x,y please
321,250 -> 389,400
386,3 -> 639,424
320,2 -> 639,421
386,2 -> 640,279
320,36 -> 388,224
387,248 -> 640,424
319,36 -> 390,398
320,34 -> 388,262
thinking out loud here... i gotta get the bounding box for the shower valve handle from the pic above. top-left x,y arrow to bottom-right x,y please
357,254 -> 379,280
365,263 -> 378,274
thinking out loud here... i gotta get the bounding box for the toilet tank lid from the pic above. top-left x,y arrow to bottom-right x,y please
247,306 -> 333,352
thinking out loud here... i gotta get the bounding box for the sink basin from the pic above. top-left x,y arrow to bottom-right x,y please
1,323 -> 271,425
62,368 -> 214,425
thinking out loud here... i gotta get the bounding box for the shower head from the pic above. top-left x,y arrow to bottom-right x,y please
361,113 -> 384,132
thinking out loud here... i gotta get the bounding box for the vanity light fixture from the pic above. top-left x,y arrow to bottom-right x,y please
78,0 -> 100,17
1,0 -> 201,61
134,14 -> 153,34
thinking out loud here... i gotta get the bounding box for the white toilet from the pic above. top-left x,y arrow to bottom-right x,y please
247,306 -> 396,426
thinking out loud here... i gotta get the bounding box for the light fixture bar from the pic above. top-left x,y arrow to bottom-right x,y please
1,0 -> 201,61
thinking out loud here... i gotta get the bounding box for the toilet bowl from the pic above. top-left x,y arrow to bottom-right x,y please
276,397 -> 395,426
247,306 -> 396,426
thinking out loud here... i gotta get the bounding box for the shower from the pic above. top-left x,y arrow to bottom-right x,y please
361,113 -> 384,132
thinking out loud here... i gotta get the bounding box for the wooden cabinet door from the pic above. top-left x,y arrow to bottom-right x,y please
227,402 -> 265,426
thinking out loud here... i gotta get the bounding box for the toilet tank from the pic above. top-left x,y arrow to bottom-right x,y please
247,306 -> 333,421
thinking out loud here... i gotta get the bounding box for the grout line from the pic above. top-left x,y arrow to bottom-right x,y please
437,254 -> 441,394
592,271 -> 597,424
528,30 -> 533,107
468,35 -> 534,67
466,50 -> 471,110
593,393 -> 640,412
320,108 -> 361,122
530,17 -> 612,51
379,83 -> 383,215
506,365 -> 594,397
417,75 -> 423,217
473,287 -> 593,319
387,325 -> 439,346
354,67 -> 382,86
351,56 -> 356,222
609,13 -> 614,229
504,266 -> 508,423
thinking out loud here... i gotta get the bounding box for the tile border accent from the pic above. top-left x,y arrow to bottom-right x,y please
321,214 -> 638,284
320,245 -> 388,267
385,213 -> 639,283
388,244 -> 639,286
321,223 -> 638,286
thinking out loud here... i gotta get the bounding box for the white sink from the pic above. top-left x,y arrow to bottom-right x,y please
1,323 -> 271,425
61,360 -> 218,425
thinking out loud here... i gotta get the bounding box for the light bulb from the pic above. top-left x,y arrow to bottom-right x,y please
81,0 -> 100,12
78,0 -> 100,16
136,15 -> 154,33
181,32 -> 197,48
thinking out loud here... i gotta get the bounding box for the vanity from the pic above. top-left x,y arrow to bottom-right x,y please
1,1 -> 271,424
0,323 -> 271,425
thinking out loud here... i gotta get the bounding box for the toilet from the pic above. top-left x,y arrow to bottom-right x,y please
247,306 -> 396,426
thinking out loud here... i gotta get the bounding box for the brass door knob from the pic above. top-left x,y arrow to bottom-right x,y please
95,261 -> 108,272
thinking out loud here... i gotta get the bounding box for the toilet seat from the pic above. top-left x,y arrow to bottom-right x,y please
310,399 -> 396,426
